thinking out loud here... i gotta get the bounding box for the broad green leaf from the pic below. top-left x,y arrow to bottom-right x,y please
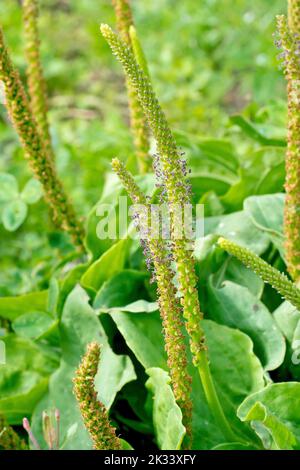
213,442 -> 257,450
230,115 -> 285,147
47,263 -> 89,318
85,172 -> 155,260
190,173 -> 232,201
200,191 -> 225,217
102,300 -> 158,314
21,178 -> 43,204
244,193 -> 284,253
2,199 -> 27,231
110,311 -> 167,371
0,334 -> 58,424
81,239 -> 130,294
110,311 -> 264,449
31,285 -> 136,449
93,269 -> 148,309
273,301 -> 300,344
194,139 -> 239,173
207,280 -> 285,370
255,163 -> 285,195
205,210 -> 269,255
0,173 -> 18,202
1,334 -> 58,377
224,257 -> 264,299
0,290 -> 48,321
146,367 -> 185,450
0,370 -> 48,424
273,301 -> 300,380
221,149 -> 284,212
238,383 -> 300,449
12,312 -> 58,341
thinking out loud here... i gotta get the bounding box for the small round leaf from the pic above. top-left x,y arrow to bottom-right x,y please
21,178 -> 43,204
2,199 -> 28,231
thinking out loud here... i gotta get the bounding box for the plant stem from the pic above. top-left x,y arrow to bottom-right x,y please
198,350 -> 237,442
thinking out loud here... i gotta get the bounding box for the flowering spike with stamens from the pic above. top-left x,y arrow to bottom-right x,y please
112,157 -> 193,446
102,25 -> 236,442
111,1 -> 151,174
23,417 -> 41,450
73,342 -> 122,450
0,27 -> 85,250
0,415 -> 27,450
23,0 -> 54,162
276,14 -> 300,281
218,237 -> 300,310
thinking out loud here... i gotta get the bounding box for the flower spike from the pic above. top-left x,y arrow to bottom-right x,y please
218,237 -> 300,311
102,25 -> 236,441
111,1 -> 151,173
276,14 -> 300,281
0,27 -> 85,250
23,0 -> 54,162
73,342 -> 122,450
112,158 -> 193,445
288,0 -> 300,32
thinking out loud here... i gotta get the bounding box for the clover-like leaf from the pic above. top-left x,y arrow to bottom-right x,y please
2,199 -> 28,231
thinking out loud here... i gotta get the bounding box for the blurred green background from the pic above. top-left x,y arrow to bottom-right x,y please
0,0 -> 286,295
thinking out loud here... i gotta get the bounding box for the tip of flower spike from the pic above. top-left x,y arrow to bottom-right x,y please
217,237 -> 227,247
129,25 -> 136,38
111,158 -> 122,171
22,418 -> 31,433
100,23 -> 113,38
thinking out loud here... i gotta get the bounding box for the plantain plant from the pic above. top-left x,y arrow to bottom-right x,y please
2,0 -> 300,453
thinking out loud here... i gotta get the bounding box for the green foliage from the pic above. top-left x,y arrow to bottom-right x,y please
146,368 -> 185,450
238,383 -> 300,449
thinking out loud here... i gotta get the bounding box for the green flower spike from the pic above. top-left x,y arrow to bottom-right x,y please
73,342 -> 122,450
23,0 -> 54,162
0,415 -> 28,450
111,1 -> 151,173
288,0 -> 300,31
0,27 -> 85,250
102,25 -> 236,442
112,157 -> 193,446
276,13 -> 300,281
218,237 -> 300,311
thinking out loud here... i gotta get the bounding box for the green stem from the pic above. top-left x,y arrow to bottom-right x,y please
198,350 -> 236,442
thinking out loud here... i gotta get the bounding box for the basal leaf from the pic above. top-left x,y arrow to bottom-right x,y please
0,290 -> 48,321
207,280 -> 285,370
93,269 -> 148,310
238,383 -> 300,449
146,367 -> 185,450
81,239 -> 130,295
110,311 -> 264,449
